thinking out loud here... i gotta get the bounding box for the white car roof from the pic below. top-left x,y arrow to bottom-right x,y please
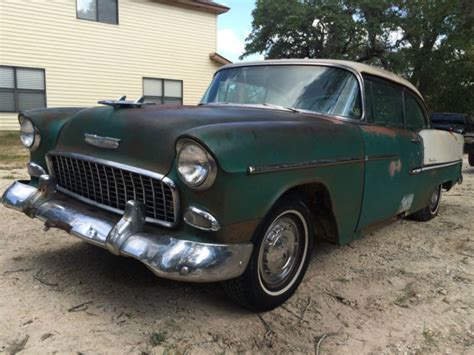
219,59 -> 423,101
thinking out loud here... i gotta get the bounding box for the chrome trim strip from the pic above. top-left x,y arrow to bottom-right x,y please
184,206 -> 221,232
1,179 -> 252,283
46,151 -> 180,228
247,157 -> 365,175
366,154 -> 400,161
84,133 -> 121,149
410,160 -> 462,175
27,162 -> 47,177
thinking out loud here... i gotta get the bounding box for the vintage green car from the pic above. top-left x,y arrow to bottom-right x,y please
2,60 -> 464,311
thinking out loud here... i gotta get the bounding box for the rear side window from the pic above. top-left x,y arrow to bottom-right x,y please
405,92 -> 427,130
364,76 -> 404,128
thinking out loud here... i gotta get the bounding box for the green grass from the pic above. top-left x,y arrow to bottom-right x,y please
394,283 -> 417,308
422,327 -> 438,346
150,331 -> 167,346
0,131 -> 28,166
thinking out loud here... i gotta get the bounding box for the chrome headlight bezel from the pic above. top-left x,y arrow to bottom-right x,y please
176,139 -> 217,190
19,115 -> 41,151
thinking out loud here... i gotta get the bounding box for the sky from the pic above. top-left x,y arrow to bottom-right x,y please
216,0 -> 263,63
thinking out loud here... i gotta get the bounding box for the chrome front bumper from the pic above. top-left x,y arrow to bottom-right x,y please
1,176 -> 253,282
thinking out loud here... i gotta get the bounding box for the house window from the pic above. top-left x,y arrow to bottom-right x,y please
143,78 -> 183,105
77,0 -> 118,25
0,66 -> 46,113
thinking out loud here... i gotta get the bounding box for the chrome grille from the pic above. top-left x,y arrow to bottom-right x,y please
49,153 -> 177,226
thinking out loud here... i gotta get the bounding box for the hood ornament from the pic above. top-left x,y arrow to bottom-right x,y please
98,95 -> 155,108
85,133 -> 121,149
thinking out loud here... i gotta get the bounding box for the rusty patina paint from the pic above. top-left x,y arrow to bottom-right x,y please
389,159 -> 402,177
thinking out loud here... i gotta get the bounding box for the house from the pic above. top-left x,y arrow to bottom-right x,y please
0,0 -> 230,130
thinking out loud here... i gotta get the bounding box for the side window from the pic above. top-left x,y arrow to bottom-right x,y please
364,79 -> 374,121
368,78 -> 404,128
405,92 -> 427,130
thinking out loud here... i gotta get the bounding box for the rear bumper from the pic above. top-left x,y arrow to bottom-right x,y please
1,176 -> 252,282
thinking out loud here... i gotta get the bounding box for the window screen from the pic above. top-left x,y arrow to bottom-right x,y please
365,77 -> 403,127
405,91 -> 427,130
0,66 -> 46,112
143,78 -> 183,105
77,0 -> 118,24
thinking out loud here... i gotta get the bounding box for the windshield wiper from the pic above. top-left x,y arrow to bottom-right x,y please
261,103 -> 301,113
200,102 -> 301,113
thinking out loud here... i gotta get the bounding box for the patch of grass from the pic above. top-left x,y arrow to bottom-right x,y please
0,131 -> 28,166
422,327 -> 438,346
334,277 -> 351,283
394,283 -> 417,308
150,331 -> 167,346
2,175 -> 16,180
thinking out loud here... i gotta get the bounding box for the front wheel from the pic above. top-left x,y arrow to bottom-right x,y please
223,196 -> 314,311
409,184 -> 442,222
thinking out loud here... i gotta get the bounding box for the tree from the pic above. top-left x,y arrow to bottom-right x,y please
242,0 -> 474,114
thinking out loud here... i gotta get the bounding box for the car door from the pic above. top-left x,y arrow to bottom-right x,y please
356,75 -> 423,231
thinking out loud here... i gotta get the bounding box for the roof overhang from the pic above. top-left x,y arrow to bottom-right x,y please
209,52 -> 233,65
158,0 -> 229,14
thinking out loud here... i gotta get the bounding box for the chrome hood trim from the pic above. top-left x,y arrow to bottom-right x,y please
84,133 -> 121,149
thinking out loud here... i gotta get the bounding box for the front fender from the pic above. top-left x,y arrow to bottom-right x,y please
176,120 -> 365,245
21,107 -> 85,170
182,120 -> 362,174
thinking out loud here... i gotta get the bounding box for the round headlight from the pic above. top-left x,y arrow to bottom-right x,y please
19,116 -> 40,151
177,140 -> 217,189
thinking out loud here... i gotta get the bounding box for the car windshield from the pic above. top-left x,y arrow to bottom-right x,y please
201,65 -> 362,119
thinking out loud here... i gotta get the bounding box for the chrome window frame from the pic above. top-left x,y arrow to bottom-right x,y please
46,151 -> 180,228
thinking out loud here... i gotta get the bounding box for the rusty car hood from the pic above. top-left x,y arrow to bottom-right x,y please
54,104 -> 354,175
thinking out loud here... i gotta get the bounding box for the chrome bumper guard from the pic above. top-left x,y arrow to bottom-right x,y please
1,176 -> 253,282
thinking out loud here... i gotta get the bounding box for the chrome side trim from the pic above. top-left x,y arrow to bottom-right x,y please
1,178 -> 253,283
46,151 -> 180,228
27,162 -> 47,177
247,157 -> 365,175
184,206 -> 221,232
365,154 -> 400,161
410,160 -> 462,175
84,133 -> 121,149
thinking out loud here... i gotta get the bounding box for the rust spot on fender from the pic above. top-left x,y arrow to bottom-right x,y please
361,125 -> 398,138
389,159 -> 402,176
362,125 -> 414,138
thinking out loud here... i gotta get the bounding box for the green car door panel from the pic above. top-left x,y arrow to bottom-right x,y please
357,125 -> 423,230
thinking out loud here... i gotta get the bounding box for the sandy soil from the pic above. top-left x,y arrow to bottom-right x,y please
0,159 -> 473,354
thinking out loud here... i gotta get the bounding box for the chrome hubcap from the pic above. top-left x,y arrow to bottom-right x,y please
429,186 -> 441,213
259,215 -> 300,289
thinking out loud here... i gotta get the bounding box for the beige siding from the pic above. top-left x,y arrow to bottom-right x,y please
0,0 -> 221,130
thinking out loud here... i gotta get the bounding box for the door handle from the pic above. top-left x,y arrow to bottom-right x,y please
411,137 -> 422,143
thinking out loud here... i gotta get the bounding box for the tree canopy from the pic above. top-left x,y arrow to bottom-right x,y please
242,0 -> 474,114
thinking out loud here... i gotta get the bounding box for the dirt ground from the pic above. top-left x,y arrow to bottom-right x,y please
0,149 -> 473,354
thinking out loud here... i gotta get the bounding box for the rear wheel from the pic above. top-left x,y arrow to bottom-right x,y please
223,196 -> 314,311
469,153 -> 474,167
409,184 -> 442,222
